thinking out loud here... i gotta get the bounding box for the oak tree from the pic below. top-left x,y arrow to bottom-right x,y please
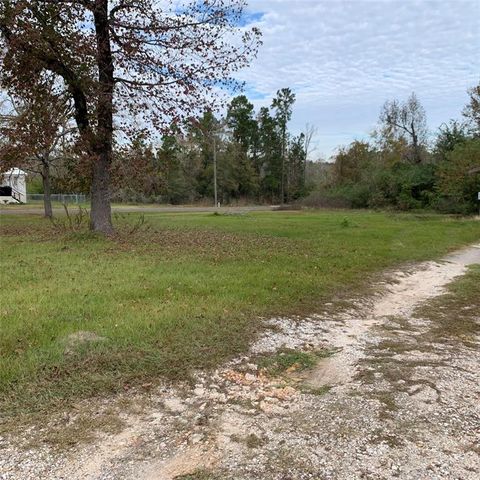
0,0 -> 261,232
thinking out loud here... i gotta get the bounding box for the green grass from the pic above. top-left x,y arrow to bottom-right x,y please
256,348 -> 331,376
174,471 -> 220,480
0,210 -> 479,417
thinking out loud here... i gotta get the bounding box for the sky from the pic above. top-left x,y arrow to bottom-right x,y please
236,0 -> 480,160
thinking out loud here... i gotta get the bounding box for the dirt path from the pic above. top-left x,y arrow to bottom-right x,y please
0,204 -> 275,216
2,245 -> 479,480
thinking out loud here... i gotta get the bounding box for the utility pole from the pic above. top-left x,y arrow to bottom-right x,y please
280,131 -> 285,204
213,135 -> 218,207
190,116 -> 225,208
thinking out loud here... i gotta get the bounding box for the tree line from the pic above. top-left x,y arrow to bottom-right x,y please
1,2 -> 478,225
109,89 -> 309,205
307,86 -> 480,214
1,86 -> 310,209
2,83 -> 479,216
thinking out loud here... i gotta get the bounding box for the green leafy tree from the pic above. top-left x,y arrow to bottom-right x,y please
272,88 -> 296,202
436,139 -> 480,213
157,129 -> 196,204
434,120 -> 468,162
257,106 -> 281,202
226,95 -> 260,197
189,111 -> 222,201
332,141 -> 373,184
287,133 -> 306,199
227,95 -> 258,152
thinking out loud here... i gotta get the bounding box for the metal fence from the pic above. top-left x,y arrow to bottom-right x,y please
27,194 -> 87,204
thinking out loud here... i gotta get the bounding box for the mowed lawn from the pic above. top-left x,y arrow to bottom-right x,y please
1,210 -> 479,415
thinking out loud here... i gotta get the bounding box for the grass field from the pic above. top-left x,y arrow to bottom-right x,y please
1,209 -> 479,417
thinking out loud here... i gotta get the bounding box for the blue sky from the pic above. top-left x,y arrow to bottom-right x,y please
236,0 -> 480,159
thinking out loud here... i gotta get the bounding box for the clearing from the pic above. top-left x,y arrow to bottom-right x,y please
0,210 -> 479,479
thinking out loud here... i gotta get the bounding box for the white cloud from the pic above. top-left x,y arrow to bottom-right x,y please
238,0 -> 480,158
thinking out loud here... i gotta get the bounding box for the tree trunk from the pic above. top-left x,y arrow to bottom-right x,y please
90,0 -> 115,234
90,150 -> 113,233
411,123 -> 421,164
41,161 -> 53,218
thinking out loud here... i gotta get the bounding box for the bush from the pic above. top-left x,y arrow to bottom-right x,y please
303,162 -> 440,212
432,196 -> 472,215
370,163 -> 436,210
339,183 -> 371,208
436,139 -> 480,214
298,190 -> 351,209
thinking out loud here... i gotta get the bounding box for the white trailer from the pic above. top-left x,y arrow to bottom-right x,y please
0,168 -> 27,204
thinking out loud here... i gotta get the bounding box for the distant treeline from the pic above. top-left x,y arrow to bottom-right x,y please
48,88 -> 308,205
32,84 -> 480,213
304,87 -> 480,214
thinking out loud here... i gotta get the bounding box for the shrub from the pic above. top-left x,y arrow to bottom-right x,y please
298,190 -> 351,209
436,139 -> 480,214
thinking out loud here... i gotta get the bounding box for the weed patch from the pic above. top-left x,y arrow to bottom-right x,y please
256,348 -> 332,376
299,384 -> 332,396
174,471 -> 220,480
